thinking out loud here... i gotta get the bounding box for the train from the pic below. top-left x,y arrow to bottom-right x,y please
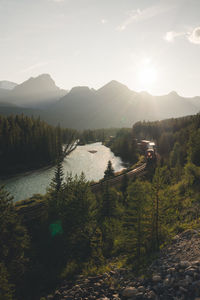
137,140 -> 157,162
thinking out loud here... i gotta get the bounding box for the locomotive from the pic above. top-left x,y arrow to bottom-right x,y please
138,140 -> 156,162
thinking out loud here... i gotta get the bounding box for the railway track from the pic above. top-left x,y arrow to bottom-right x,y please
16,163 -> 147,221
91,163 -> 147,192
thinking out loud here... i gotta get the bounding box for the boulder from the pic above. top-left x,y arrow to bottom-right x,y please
152,275 -> 161,282
122,287 -> 138,297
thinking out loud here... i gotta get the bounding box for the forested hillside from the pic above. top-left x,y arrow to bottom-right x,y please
2,114 -> 200,299
0,114 -> 77,177
105,128 -> 138,164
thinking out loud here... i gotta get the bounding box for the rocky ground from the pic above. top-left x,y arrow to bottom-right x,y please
46,229 -> 200,300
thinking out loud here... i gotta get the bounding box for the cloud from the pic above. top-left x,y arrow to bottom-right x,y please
20,62 -> 49,74
164,27 -> 200,45
164,31 -> 185,42
117,9 -> 141,31
188,27 -> 200,44
117,3 -> 174,32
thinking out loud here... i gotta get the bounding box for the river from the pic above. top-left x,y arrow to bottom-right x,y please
0,143 -> 124,202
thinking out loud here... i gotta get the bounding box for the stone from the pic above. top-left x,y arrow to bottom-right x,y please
184,267 -> 196,276
136,291 -> 144,297
147,290 -> 157,299
194,272 -> 200,280
167,268 -> 176,274
137,285 -> 145,292
152,275 -> 161,282
94,282 -> 101,287
122,287 -> 138,297
185,275 -> 192,284
192,261 -> 200,266
54,291 -> 62,300
84,279 -> 90,284
164,277 -> 170,286
179,286 -> 188,293
177,279 -> 188,287
179,261 -> 190,269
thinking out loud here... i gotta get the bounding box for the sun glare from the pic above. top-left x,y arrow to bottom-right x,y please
139,67 -> 158,87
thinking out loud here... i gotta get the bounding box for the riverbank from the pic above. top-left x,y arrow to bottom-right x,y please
0,142 -> 78,181
2,143 -> 124,202
0,161 -> 56,181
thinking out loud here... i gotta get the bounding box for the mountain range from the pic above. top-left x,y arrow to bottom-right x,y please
0,74 -> 66,108
0,74 -> 200,129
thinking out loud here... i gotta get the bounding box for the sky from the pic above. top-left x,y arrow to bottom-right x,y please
0,0 -> 200,96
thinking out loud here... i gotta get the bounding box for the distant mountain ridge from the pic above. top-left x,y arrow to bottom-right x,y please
0,74 -> 67,108
0,75 -> 200,129
0,81 -> 17,90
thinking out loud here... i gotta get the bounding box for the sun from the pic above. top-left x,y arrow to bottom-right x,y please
139,66 -> 158,87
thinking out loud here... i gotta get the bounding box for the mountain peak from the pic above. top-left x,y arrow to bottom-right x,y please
140,91 -> 152,97
101,80 -> 128,89
69,86 -> 92,94
168,91 -> 179,97
0,80 -> 17,90
13,74 -> 60,94
97,80 -> 130,95
37,73 -> 51,79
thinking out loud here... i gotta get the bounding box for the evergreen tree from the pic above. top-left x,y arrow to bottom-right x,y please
0,263 -> 14,300
188,128 -> 200,166
104,160 -> 114,180
0,114 -> 77,177
98,184 -> 121,256
125,180 -> 150,260
100,183 -> 117,219
0,186 -> 29,299
120,174 -> 129,205
152,167 -> 169,250
50,159 -> 64,193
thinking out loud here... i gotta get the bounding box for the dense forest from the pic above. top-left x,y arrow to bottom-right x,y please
105,128 -> 138,164
0,115 -> 77,177
2,113 -> 200,299
78,128 -> 120,144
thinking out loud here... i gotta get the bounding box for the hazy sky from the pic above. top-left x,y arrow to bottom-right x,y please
1,0 -> 200,96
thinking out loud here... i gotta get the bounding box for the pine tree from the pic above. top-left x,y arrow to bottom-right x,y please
100,183 -> 116,219
0,263 -> 14,300
152,167 -> 169,250
120,174 -> 129,205
0,186 -> 29,299
104,160 -> 114,180
125,180 -> 149,260
97,184 -> 121,256
50,159 -> 64,193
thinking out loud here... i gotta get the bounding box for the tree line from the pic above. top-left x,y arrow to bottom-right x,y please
0,114 -> 77,177
105,128 -> 138,164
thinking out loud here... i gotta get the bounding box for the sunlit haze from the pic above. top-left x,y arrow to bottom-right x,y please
1,0 -> 200,96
